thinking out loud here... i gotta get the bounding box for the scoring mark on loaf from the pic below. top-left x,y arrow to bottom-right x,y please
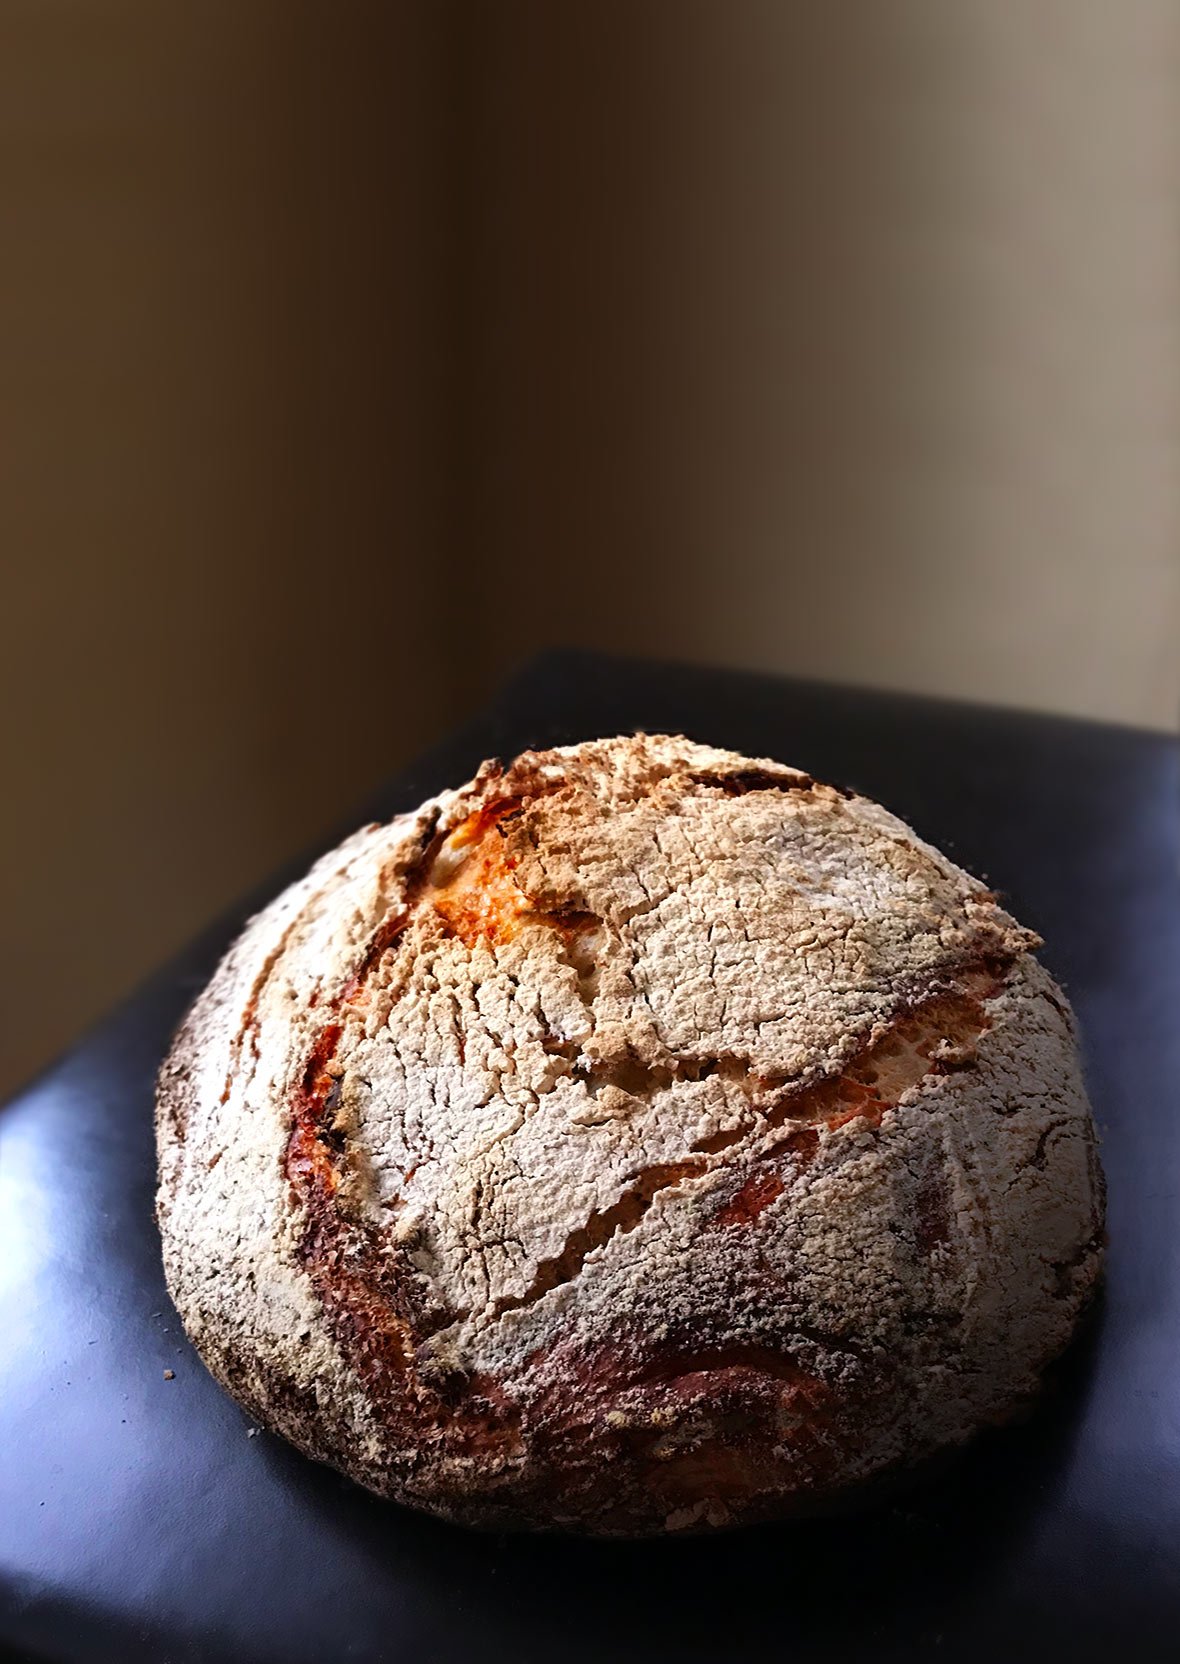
687,766 -> 818,795
489,1160 -> 707,1318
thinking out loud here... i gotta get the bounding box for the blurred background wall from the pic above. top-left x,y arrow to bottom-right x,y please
2,0 -> 1177,1098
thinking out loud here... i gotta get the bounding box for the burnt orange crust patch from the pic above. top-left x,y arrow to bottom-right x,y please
428,804 -> 532,948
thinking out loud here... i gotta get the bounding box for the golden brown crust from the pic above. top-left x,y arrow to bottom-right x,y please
156,734 -> 1104,1534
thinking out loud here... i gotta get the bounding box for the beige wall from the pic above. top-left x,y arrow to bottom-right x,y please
2,2 -> 1177,1098
455,0 -> 1180,725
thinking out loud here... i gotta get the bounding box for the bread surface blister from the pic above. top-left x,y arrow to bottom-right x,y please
156,734 -> 1105,1535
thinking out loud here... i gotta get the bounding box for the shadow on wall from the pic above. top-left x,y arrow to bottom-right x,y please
1,0 -> 1177,1096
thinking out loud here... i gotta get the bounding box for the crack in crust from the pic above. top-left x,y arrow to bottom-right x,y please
490,1160 -> 707,1318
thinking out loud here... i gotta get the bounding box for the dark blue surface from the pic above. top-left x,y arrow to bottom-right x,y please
3,651 -> 1178,1663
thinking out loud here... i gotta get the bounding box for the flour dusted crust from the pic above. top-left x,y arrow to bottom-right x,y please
156,734 -> 1105,1535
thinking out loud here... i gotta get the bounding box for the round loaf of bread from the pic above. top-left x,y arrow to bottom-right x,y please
156,734 -> 1104,1535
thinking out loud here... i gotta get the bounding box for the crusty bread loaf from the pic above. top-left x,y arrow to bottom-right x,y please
156,734 -> 1104,1535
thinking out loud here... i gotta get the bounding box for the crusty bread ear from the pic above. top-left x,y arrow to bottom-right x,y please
157,734 -> 1104,1536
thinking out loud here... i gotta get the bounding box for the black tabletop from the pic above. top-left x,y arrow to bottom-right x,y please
3,650 -> 1179,1664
